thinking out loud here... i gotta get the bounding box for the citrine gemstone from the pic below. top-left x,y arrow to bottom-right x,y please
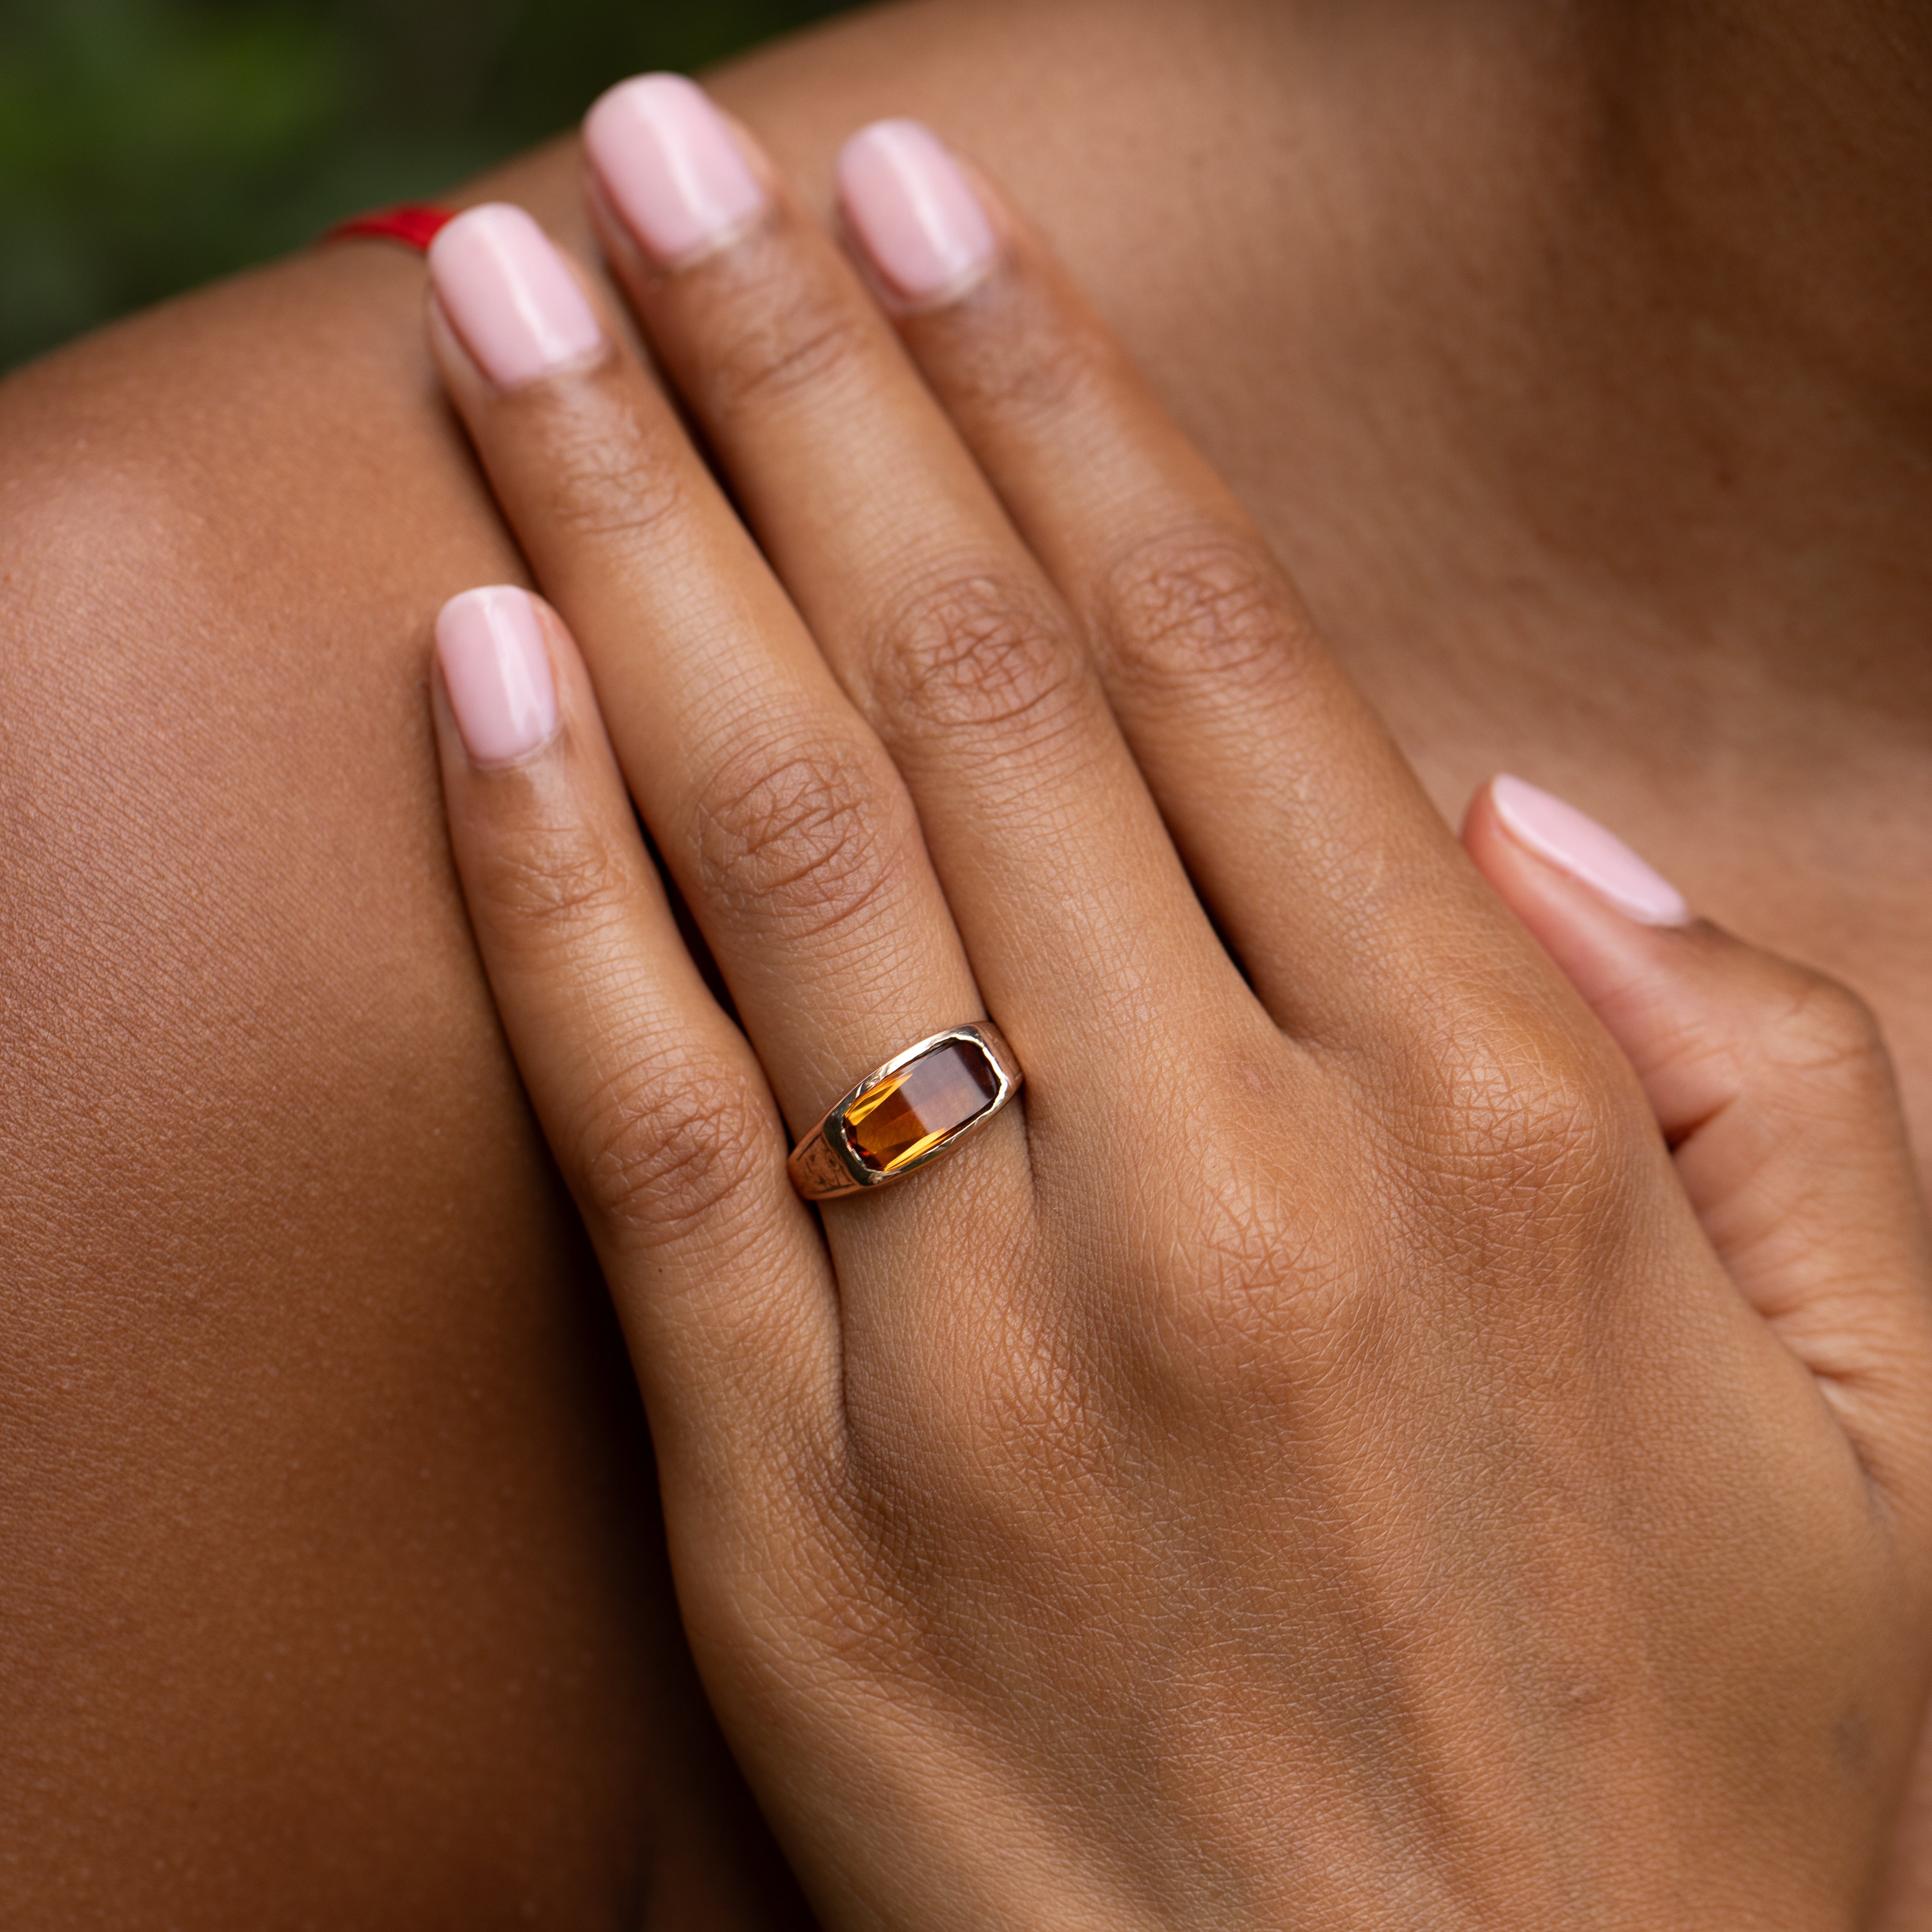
843,1039 -> 1000,1174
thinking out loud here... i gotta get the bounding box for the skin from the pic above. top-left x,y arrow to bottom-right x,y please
1,0 -> 1929,1922
423,103 -> 1932,1927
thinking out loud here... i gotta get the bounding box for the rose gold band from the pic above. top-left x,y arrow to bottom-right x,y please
787,1023 -> 1024,1200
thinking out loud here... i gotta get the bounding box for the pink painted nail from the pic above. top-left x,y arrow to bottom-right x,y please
585,73 -> 767,266
837,119 -> 997,308
437,587 -> 559,766
1491,775 -> 1690,925
427,204 -> 604,390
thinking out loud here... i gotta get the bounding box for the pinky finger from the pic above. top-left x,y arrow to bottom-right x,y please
430,584 -> 841,1493
1463,773 -> 1932,1504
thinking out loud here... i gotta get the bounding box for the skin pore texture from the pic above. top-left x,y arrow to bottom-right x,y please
2,0 -> 1928,1925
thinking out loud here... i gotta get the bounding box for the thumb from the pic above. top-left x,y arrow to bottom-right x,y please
1464,774 -> 1932,1497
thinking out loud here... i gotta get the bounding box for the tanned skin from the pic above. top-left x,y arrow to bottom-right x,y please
3,0 -> 1929,1924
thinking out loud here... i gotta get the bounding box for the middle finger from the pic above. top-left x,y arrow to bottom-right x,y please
581,79 -> 1257,1106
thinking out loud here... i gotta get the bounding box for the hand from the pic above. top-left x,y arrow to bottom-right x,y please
417,78 -> 1932,1929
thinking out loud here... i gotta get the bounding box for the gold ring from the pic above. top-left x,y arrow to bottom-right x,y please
788,1023 -> 1024,1199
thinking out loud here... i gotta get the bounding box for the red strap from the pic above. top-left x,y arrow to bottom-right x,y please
323,205 -> 455,254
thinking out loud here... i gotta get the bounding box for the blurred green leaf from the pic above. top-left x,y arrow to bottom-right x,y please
0,0 -> 857,370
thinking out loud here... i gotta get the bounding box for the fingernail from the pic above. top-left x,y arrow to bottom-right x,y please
427,204 -> 604,390
1491,775 -> 1690,925
584,73 -> 767,266
837,119 -> 997,308
437,587 -> 559,766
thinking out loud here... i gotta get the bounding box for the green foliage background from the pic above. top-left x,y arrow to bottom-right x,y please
0,0 -> 857,371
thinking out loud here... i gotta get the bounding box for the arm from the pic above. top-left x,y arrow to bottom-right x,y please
414,90 -> 1932,1925
2,2 -> 1318,1917
0,3 -> 1172,1919
0,174 -> 781,1926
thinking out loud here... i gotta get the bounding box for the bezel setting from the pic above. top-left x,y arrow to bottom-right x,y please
787,1022 -> 1024,1199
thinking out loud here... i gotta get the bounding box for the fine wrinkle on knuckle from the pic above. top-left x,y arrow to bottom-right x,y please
1112,1067 -> 1351,1374
566,1044 -> 773,1245
694,732 -> 909,942
465,809 -> 637,943
1760,970 -> 1894,1091
696,263 -> 876,427
1465,1062 -> 1619,1200
1099,527 -> 1308,703
934,290 -> 1106,432
1389,1021 -> 1630,1220
869,566 -> 1087,754
534,395 -> 687,545
1168,1162 -> 1348,1365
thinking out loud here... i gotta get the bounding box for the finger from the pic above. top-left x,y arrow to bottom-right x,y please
421,199 -> 1021,1232
1465,773 -> 1932,1497
835,126 -> 1508,1042
581,79 -> 1251,1098
430,584 -> 840,1498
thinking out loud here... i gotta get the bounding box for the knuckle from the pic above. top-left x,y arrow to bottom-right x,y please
693,731 -> 910,941
929,288 -> 1106,431
1159,1157 -> 1339,1369
568,1046 -> 774,1245
1758,968 -> 1895,1102
696,265 -> 875,425
1110,1058 -> 1349,1377
532,389 -> 686,545
1098,526 -> 1309,701
1450,1033 -> 1623,1190
1391,1011 -> 1634,1221
464,810 -> 636,944
869,566 -> 1088,751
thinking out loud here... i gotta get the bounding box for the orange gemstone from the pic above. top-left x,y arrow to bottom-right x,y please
843,1039 -> 999,1174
